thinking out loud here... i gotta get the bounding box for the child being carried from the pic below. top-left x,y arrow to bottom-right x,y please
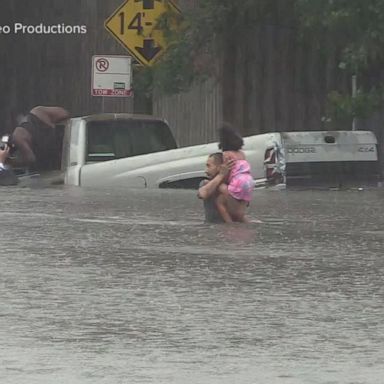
215,123 -> 255,223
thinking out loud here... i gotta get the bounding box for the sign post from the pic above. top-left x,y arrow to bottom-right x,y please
91,55 -> 132,100
105,0 -> 180,67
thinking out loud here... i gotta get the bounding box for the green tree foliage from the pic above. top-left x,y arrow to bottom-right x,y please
326,89 -> 382,123
136,0 -> 384,122
135,0 -> 278,95
296,0 -> 384,71
296,0 -> 384,122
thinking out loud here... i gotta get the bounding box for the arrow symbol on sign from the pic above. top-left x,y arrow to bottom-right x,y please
134,0 -> 161,10
135,39 -> 162,62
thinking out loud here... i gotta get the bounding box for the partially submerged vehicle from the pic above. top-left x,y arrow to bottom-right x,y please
61,113 -> 381,189
264,130 -> 380,187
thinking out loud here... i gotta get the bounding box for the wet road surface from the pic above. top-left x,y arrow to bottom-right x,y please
1,185 -> 384,384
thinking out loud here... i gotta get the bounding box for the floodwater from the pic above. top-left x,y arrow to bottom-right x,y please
1,184 -> 384,384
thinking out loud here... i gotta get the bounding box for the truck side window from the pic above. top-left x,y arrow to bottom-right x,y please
86,119 -> 177,163
87,123 -> 115,162
159,177 -> 206,189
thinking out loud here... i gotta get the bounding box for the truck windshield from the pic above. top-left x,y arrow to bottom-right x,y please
86,119 -> 177,162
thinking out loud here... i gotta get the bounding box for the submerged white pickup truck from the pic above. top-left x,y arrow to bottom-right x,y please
59,113 -> 381,189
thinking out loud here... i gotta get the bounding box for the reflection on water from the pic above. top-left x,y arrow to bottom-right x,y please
0,186 -> 384,384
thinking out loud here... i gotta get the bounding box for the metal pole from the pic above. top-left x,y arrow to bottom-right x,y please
352,74 -> 357,131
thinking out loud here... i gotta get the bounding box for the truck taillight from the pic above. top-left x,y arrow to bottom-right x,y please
264,147 -> 278,181
264,148 -> 276,164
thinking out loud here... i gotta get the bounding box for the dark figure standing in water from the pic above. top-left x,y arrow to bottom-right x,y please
197,153 -> 235,223
11,106 -> 69,170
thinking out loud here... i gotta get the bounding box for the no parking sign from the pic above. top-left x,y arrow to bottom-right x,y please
91,55 -> 132,97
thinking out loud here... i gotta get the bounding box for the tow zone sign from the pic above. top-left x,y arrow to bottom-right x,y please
91,55 -> 132,97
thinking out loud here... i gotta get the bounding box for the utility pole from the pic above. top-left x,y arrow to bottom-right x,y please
352,74 -> 357,131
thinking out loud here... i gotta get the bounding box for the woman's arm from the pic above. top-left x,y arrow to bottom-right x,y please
197,173 -> 226,200
197,159 -> 234,200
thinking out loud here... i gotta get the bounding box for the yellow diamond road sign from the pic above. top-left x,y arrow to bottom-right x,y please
105,0 -> 180,67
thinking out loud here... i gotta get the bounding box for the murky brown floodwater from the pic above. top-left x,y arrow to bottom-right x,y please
1,184 -> 384,384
